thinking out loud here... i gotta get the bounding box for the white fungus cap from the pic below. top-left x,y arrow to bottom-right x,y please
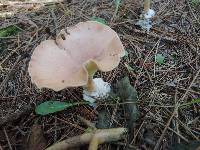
144,9 -> 155,19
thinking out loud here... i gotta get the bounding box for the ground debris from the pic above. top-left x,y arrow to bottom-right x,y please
25,124 -> 47,150
0,105 -> 32,127
0,0 -> 200,149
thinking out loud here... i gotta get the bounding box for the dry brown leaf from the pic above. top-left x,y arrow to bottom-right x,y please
26,124 -> 47,150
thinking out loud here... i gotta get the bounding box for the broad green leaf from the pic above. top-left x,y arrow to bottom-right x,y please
35,101 -> 89,115
0,25 -> 21,37
155,54 -> 165,65
91,17 -> 107,25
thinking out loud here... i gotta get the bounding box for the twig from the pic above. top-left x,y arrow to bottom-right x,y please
0,105 -> 32,127
133,28 -> 177,42
3,128 -> 13,150
0,145 -> 3,150
174,85 -> 181,143
50,9 -> 59,35
134,39 -> 160,87
77,115 -> 96,130
109,104 -> 118,127
0,56 -> 21,94
110,0 -> 121,24
176,118 -> 199,140
54,116 -> 57,142
179,68 -> 200,102
153,107 -> 178,150
47,116 -> 127,150
114,142 -> 138,149
186,0 -> 200,25
158,121 -> 189,143
131,120 -> 145,144
2,0 -> 64,5
46,132 -> 92,150
154,68 -> 200,149
149,116 -> 189,143
52,116 -> 85,131
46,128 -> 127,150
0,29 -> 39,67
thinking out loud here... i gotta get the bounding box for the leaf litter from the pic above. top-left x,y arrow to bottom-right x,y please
0,0 -> 200,149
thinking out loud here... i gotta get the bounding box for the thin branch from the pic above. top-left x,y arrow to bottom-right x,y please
3,128 -> 13,150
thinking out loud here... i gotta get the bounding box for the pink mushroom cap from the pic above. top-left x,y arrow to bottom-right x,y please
28,21 -> 125,91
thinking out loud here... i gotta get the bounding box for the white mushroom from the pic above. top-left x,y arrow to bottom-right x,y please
136,0 -> 155,31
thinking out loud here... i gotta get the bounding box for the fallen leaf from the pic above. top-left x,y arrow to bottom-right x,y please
35,101 -> 89,115
155,54 -> 165,65
96,109 -> 112,129
26,124 -> 47,150
115,77 -> 139,130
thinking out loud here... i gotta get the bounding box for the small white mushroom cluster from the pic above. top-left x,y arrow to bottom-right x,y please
28,21 -> 125,103
136,0 -> 155,32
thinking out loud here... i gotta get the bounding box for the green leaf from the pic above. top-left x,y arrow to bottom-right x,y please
91,17 -> 107,25
114,0 -> 121,16
115,0 -> 121,6
172,52 -> 178,60
191,0 -> 200,6
155,54 -> 165,65
35,101 -> 89,115
124,50 -> 129,57
180,98 -> 200,108
0,25 -> 21,37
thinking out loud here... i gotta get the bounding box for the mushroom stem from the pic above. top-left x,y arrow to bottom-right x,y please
86,77 -> 95,92
84,61 -> 98,92
144,0 -> 151,13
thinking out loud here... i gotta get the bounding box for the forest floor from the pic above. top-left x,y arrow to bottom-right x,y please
0,0 -> 200,149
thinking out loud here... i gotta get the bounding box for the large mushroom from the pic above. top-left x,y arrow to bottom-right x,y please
28,21 -> 125,102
